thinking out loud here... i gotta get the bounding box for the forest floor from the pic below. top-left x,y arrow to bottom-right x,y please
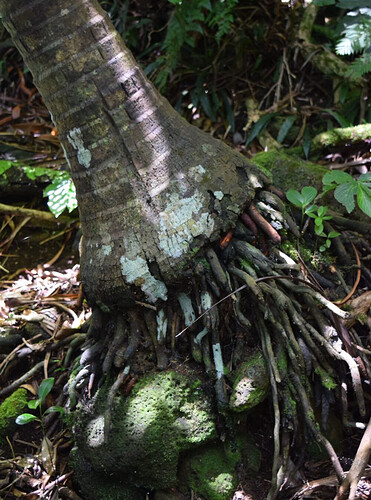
1,187 -> 371,500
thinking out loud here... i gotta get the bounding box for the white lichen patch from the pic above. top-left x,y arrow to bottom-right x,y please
212,343 -> 224,380
213,191 -> 224,201
178,293 -> 196,327
202,144 -> 217,157
101,244 -> 112,256
188,164 -> 206,182
60,8 -> 69,15
67,127 -> 91,169
120,255 -> 168,303
156,309 -> 168,343
86,415 -> 105,448
158,191 -> 214,258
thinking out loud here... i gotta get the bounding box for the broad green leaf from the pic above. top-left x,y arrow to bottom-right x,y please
334,182 -> 358,213
38,377 -> 54,402
357,184 -> 371,217
286,189 -> 304,207
44,406 -> 65,416
359,173 -> 371,183
317,206 -> 328,217
301,186 -> 318,206
245,113 -> 276,147
0,160 -> 13,176
44,177 -> 77,218
27,399 -> 41,410
276,116 -> 296,144
322,170 -> 353,185
16,413 -> 38,425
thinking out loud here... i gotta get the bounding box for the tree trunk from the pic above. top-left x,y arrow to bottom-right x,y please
0,0 -> 267,310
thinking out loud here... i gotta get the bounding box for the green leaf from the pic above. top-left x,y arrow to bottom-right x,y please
302,127 -> 311,159
44,406 -> 65,416
359,173 -> 371,183
38,377 -> 54,402
245,113 -> 276,147
324,109 -> 351,128
357,184 -> 371,217
313,0 -> 335,5
27,399 -> 41,410
322,170 -> 354,185
315,221 -> 324,235
328,231 -> 340,238
301,186 -> 318,206
43,177 -> 77,218
0,160 -> 13,176
276,116 -> 296,144
16,413 -> 39,425
334,182 -> 358,213
286,189 -> 303,208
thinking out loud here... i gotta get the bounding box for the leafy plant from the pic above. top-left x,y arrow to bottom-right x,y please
286,186 -> 318,224
16,377 -> 64,426
322,170 -> 371,216
286,186 -> 340,251
0,163 -> 77,218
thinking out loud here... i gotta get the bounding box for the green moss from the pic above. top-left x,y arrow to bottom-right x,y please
73,371 -> 216,495
315,367 -> 337,390
229,351 -> 269,412
186,443 -> 240,500
253,150 -> 328,194
0,388 -> 28,446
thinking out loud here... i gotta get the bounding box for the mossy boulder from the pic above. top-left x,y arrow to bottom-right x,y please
183,442 -> 240,500
72,371 -> 216,500
229,351 -> 269,412
253,150 -> 328,194
0,388 -> 28,447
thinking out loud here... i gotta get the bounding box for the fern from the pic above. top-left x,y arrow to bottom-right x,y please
335,10 -> 371,56
206,0 -> 238,43
150,0 -> 239,90
347,51 -> 371,78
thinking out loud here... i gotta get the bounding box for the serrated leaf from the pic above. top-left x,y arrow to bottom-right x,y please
286,189 -> 304,207
0,160 -> 13,175
301,186 -> 318,206
323,170 -> 354,185
16,413 -> 38,425
38,377 -> 54,402
334,182 -> 358,213
357,184 -> 371,217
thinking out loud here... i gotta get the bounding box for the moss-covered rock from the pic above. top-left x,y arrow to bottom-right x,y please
253,150 -> 328,194
0,388 -> 28,447
72,371 -> 216,499
229,351 -> 269,412
184,442 -> 240,500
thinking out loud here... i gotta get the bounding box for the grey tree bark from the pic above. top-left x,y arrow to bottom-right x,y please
0,0 -> 267,310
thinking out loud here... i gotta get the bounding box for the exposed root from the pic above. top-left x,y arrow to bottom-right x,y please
62,195 -> 371,499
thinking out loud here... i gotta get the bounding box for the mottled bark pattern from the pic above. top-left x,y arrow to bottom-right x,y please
0,0 -> 267,308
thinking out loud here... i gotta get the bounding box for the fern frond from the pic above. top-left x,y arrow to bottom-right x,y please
336,11 -> 371,55
346,52 -> 371,78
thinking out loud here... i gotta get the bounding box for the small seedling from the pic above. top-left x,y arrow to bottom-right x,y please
286,187 -> 340,251
16,377 -> 64,427
286,186 -> 318,227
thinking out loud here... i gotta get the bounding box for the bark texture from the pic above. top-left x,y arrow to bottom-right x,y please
0,0 -> 268,309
